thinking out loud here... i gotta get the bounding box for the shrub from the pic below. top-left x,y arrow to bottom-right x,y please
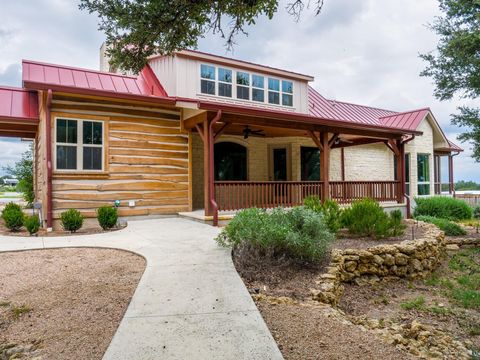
1,202 -> 24,231
24,214 -> 40,235
216,207 -> 335,263
60,209 -> 84,233
303,196 -> 342,234
414,196 -> 472,221
473,206 -> 480,220
341,198 -> 392,238
389,209 -> 407,237
97,206 -> 118,230
416,215 -> 467,236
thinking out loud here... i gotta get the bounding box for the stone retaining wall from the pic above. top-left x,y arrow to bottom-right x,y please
312,221 -> 446,305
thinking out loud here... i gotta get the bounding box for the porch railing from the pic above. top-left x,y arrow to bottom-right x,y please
214,180 -> 400,211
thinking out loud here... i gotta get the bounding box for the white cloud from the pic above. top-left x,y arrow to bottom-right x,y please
0,139 -> 30,175
0,0 -> 478,181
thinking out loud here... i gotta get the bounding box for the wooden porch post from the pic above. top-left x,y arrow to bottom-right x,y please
448,154 -> 454,195
397,140 -> 405,203
202,117 -> 212,216
320,132 -> 330,201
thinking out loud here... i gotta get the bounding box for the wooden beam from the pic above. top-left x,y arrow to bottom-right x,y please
331,138 -> 384,149
308,130 -> 323,151
203,117 -> 211,215
387,139 -> 400,156
328,133 -> 340,148
184,112 -> 208,130
0,131 -> 36,138
214,122 -> 230,141
195,123 -> 205,142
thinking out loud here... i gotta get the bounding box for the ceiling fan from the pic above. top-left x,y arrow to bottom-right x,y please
243,126 -> 265,139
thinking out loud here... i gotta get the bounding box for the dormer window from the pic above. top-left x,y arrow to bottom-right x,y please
218,68 -> 232,97
236,71 -> 250,100
200,64 -> 215,95
199,63 -> 293,107
268,78 -> 280,105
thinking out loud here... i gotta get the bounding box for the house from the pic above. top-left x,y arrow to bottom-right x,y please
0,49 -> 462,229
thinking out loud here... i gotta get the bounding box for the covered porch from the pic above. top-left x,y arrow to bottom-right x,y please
183,105 -> 420,225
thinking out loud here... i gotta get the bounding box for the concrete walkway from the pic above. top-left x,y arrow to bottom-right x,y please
0,218 -> 283,360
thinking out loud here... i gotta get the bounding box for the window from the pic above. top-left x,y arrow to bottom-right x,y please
55,118 -> 104,171
417,154 -> 430,195
218,68 -> 232,97
214,142 -> 247,180
268,78 -> 280,105
282,80 -> 293,106
301,147 -> 320,181
200,64 -> 215,95
236,71 -> 250,100
252,75 -> 264,102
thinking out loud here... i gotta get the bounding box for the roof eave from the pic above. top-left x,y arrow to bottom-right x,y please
23,81 -> 176,106
195,100 -> 422,136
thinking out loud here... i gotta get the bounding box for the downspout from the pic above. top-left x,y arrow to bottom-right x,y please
46,89 -> 53,230
209,110 -> 222,226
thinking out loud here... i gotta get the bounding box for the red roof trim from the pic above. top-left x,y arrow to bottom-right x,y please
0,86 -> 39,123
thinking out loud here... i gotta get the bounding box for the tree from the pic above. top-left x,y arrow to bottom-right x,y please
79,0 -> 324,73
4,145 -> 34,206
420,0 -> 480,160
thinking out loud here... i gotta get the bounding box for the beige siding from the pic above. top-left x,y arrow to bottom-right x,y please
49,96 -> 189,228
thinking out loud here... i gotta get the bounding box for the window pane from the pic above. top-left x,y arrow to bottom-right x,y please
417,154 -> 430,182
393,155 -> 398,181
218,68 -> 232,83
56,145 -> 76,170
268,91 -> 280,104
218,83 -> 232,97
252,88 -> 264,102
268,78 -> 279,91
282,80 -> 293,94
66,120 -> 77,143
201,80 -> 215,95
83,121 -> 92,144
406,183 -> 410,196
301,147 -> 320,181
92,122 -> 102,145
282,94 -> 293,106
214,142 -> 247,181
252,75 -> 264,88
200,64 -> 215,79
83,147 -> 102,170
418,184 -> 430,195
83,121 -> 102,145
237,86 -> 249,100
57,119 -> 67,143
236,72 -> 250,86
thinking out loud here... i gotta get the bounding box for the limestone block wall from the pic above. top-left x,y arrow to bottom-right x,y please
312,221 -> 446,306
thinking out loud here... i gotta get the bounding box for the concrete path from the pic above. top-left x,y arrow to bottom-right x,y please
0,218 -> 283,360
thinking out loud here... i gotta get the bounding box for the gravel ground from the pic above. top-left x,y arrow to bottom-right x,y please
0,248 -> 146,360
257,301 -> 412,360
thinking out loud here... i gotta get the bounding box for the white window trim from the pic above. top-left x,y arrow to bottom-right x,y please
198,62 -> 294,108
54,116 -> 105,173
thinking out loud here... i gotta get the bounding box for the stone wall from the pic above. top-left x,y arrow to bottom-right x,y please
312,221 -> 446,305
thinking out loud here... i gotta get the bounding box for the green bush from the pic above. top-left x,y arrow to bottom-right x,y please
341,198 -> 404,238
97,206 -> 118,230
416,215 -> 467,236
1,202 -> 24,231
216,207 -> 335,263
473,206 -> 480,220
414,196 -> 472,221
24,214 -> 40,235
303,196 -> 342,234
389,209 -> 407,237
60,209 -> 84,233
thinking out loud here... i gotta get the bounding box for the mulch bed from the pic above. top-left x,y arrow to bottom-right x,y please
0,248 -> 145,360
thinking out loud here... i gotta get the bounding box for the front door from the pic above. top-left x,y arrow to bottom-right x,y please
269,145 -> 290,181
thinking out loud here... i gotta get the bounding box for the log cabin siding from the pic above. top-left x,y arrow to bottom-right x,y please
49,95 -> 189,227
35,91 -> 49,227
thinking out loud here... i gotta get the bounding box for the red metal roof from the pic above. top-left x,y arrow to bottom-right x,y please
380,108 -> 430,131
447,140 -> 463,152
22,60 -> 168,100
0,86 -> 38,122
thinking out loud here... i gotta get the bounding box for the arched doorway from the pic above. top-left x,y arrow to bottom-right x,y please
214,142 -> 247,180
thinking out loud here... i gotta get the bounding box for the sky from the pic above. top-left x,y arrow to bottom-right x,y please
0,0 -> 479,181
